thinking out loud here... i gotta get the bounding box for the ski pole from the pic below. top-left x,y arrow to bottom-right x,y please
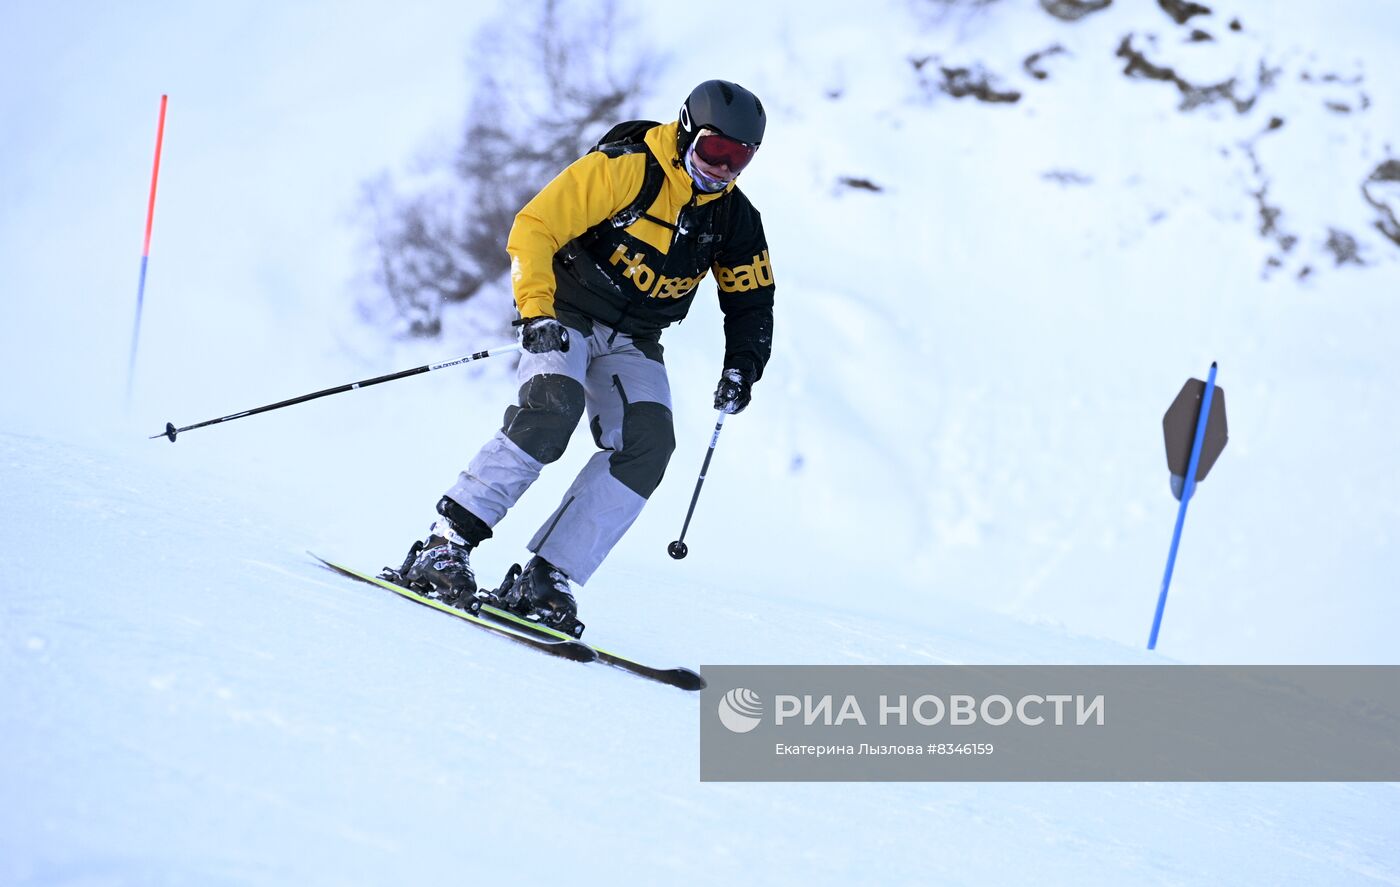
151,342 -> 522,443
668,410 -> 727,560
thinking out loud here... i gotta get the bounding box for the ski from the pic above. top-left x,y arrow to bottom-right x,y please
311,554 -> 705,691
474,598 -> 706,692
309,553 -> 596,663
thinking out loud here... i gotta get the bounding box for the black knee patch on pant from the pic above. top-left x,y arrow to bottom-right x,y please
609,401 -> 675,498
502,374 -> 585,464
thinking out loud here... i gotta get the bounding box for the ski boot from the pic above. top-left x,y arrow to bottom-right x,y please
399,534 -> 476,606
383,530 -> 476,607
496,555 -> 584,638
382,498 -> 491,608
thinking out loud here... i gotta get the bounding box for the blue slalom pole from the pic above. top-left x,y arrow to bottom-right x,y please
128,254 -> 151,394
1148,361 -> 1218,650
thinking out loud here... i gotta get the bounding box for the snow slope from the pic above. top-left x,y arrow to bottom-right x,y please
5,0 -> 1398,662
3,0 -> 1400,882
4,431 -> 1399,885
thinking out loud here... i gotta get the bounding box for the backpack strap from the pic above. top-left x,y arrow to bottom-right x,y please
590,120 -> 671,232
609,150 -> 669,231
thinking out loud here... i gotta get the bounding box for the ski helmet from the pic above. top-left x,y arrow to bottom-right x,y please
677,80 -> 766,158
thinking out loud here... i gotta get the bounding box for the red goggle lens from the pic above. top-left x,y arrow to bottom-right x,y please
693,131 -> 758,173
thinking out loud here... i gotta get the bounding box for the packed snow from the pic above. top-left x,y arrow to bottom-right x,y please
2,0 -> 1398,883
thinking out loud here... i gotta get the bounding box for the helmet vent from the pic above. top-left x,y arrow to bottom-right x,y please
719,82 -> 735,103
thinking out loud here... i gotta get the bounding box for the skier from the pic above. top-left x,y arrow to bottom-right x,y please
393,79 -> 775,632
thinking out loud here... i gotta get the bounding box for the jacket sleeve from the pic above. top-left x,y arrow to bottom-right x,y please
713,189 -> 775,382
506,151 -> 642,319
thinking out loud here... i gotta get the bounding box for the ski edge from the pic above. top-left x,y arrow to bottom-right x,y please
308,552 -> 597,663
477,602 -> 707,691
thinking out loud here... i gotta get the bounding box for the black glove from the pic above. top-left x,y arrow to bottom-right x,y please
519,316 -> 570,354
713,367 -> 753,414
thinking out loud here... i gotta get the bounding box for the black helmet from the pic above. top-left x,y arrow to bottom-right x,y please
677,80 -> 766,156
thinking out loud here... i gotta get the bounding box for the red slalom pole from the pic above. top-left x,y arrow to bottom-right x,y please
126,94 -> 168,405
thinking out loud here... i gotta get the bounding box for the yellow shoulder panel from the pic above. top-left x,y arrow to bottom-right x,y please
507,150 -> 648,318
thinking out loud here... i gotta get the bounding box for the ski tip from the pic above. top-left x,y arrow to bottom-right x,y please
672,668 -> 707,691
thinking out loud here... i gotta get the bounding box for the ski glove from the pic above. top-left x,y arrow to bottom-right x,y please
519,317 -> 570,354
713,367 -> 753,414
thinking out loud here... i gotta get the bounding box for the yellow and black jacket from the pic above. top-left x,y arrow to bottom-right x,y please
506,120 -> 774,380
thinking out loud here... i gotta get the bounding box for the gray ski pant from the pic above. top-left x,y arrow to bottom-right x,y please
444,320 -> 675,584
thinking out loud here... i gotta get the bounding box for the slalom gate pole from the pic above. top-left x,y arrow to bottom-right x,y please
668,410 -> 727,560
151,342 -> 522,443
1148,361 -> 1218,650
126,94 -> 169,407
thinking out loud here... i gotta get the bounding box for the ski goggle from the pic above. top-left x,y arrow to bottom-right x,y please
692,128 -> 759,174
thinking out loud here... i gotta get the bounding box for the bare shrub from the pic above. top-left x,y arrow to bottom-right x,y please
360,0 -> 660,339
